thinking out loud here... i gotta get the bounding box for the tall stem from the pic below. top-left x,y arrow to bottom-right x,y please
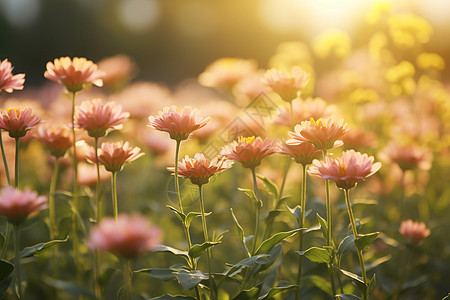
122,257 -> 132,300
111,172 -> 118,221
295,164 -> 307,300
14,138 -> 19,188
0,130 -> 11,186
93,137 -> 102,300
199,185 -> 214,300
13,224 -> 21,300
49,157 -> 60,277
251,168 -> 261,255
344,189 -> 368,300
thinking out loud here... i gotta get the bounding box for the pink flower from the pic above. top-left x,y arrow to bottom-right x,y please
35,124 -> 73,157
400,219 -> 430,243
308,150 -> 382,190
0,59 -> 25,93
278,141 -> 321,166
0,187 -> 47,225
221,136 -> 277,169
263,67 -> 310,102
0,107 -> 41,138
168,153 -> 233,186
75,99 -> 130,138
274,98 -> 336,127
44,57 -> 104,93
98,54 -> 136,90
288,118 -> 349,152
88,141 -> 144,173
148,106 -> 211,141
380,143 -> 432,171
88,214 -> 161,258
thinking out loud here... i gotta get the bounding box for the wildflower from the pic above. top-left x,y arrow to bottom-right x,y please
0,107 -> 41,138
198,58 -> 257,90
278,141 -> 321,166
312,29 -> 351,59
263,67 -> 310,102
148,106 -> 211,142
308,150 -> 382,190
98,54 -> 136,90
88,214 -> 161,258
400,219 -> 430,243
168,153 -> 232,186
0,59 -> 25,93
75,99 -> 130,138
88,141 -> 144,173
35,124 -> 73,157
288,118 -> 349,152
380,143 -> 432,171
0,187 -> 47,225
388,13 -> 432,49
221,136 -> 277,169
44,57 -> 104,93
274,98 -> 336,127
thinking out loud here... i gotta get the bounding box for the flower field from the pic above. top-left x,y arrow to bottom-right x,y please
0,1 -> 449,300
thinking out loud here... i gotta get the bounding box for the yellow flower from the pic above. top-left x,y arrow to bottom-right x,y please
416,53 -> 445,70
312,29 -> 351,59
388,13 -> 432,49
367,0 -> 391,24
349,88 -> 379,104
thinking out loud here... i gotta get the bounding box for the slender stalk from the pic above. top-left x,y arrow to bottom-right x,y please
344,189 -> 368,300
49,157 -> 60,277
111,172 -> 118,221
394,246 -> 411,300
0,223 -> 10,259
0,130 -> 11,186
13,224 -> 22,300
14,138 -> 19,188
122,257 -> 132,300
289,101 -> 295,130
399,170 -> 406,221
199,185 -> 214,300
93,137 -> 102,300
295,164 -> 307,300
251,168 -> 261,255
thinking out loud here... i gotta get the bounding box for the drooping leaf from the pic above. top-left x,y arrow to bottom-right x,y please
0,260 -> 14,281
355,232 -> 379,252
176,269 -> 208,290
188,241 -> 220,259
167,205 -> 185,223
230,254 -> 271,269
153,245 -> 190,265
368,273 -> 376,295
338,235 -> 356,257
238,188 -> 262,208
317,213 -> 328,240
259,281 -> 297,300
230,208 -> 250,257
304,275 -> 332,296
335,267 -> 366,291
297,247 -> 332,264
264,210 -> 284,226
255,229 -> 300,255
304,224 -> 321,234
232,283 -> 262,300
185,211 -> 211,228
134,268 -> 176,281
287,204 -> 302,226
336,294 -> 362,300
257,175 -> 279,200
18,236 -> 69,259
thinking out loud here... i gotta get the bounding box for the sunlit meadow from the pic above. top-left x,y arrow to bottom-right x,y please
0,1 -> 449,300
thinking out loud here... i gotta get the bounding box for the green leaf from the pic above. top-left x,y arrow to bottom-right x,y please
176,269 -> 208,290
257,175 -> 279,200
304,275 -> 332,296
232,283 -> 262,300
18,236 -> 69,259
230,208 -> 250,257
304,224 -> 321,234
212,230 -> 228,243
255,228 -> 300,255
134,268 -> 176,281
336,294 -> 362,300
230,254 -> 271,269
152,295 -> 196,300
45,278 -> 96,299
355,232 -> 379,252
238,188 -> 261,207
259,282 -> 297,300
188,241 -> 220,259
335,267 -> 366,291
0,260 -> 14,281
298,247 -> 332,264
153,245 -> 190,264
185,211 -> 211,228
317,213 -> 328,240
338,235 -> 356,257
287,204 -> 302,226
368,274 -> 376,295
167,205 -> 185,223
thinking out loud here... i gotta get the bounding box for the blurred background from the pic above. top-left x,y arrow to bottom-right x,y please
1,0 -> 450,87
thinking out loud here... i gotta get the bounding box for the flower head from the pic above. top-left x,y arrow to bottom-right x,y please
278,141 -> 321,166
400,219 -> 430,243
75,99 -> 130,138
148,106 -> 211,141
88,141 -> 144,173
288,118 -> 349,152
380,143 -> 432,171
0,59 -> 25,93
308,150 -> 382,190
168,153 -> 233,186
35,124 -> 73,157
274,98 -> 336,127
44,57 -> 104,93
0,107 -> 41,138
0,187 -> 47,225
88,214 -> 161,258
263,67 -> 310,102
221,136 -> 277,169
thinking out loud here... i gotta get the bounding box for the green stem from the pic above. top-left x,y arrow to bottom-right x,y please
344,189 -> 368,300
93,137 -> 102,300
295,164 -> 307,300
289,101 -> 295,130
112,172 -> 118,221
49,157 -> 60,277
199,185 -> 214,300
251,168 -> 261,256
0,223 -> 10,259
14,138 -> 19,188
122,257 -> 132,300
13,224 -> 21,300
0,130 -> 11,186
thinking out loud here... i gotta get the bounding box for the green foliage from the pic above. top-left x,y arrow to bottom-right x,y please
298,247 -> 332,264
355,232 -> 379,252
